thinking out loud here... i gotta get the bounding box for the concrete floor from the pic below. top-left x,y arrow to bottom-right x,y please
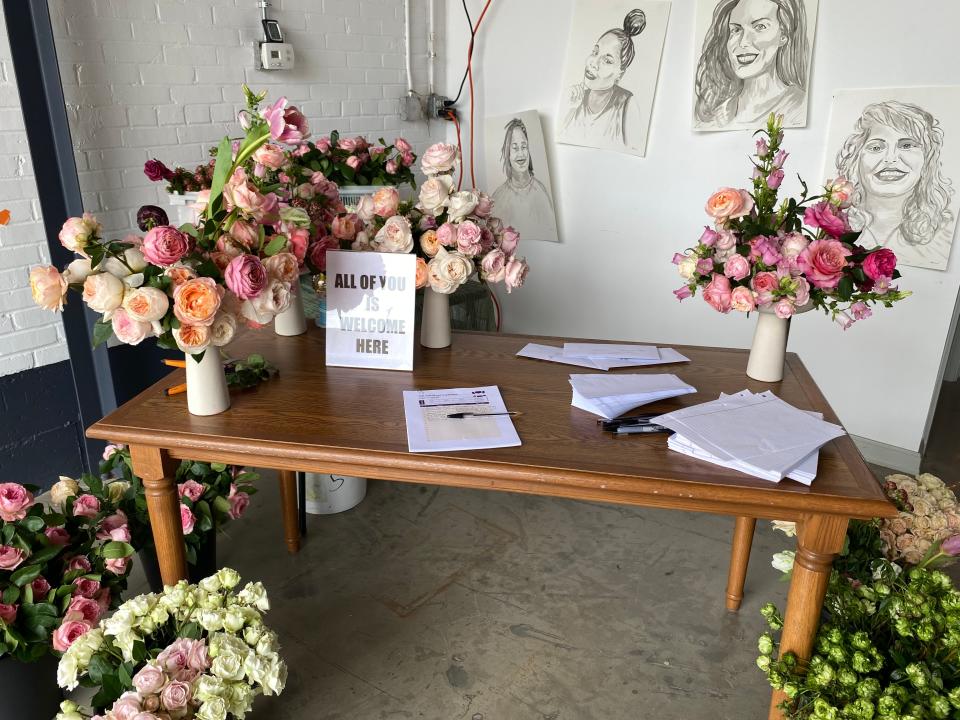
125,476 -> 791,719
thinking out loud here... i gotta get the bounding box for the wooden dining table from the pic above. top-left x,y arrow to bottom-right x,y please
86,328 -> 894,719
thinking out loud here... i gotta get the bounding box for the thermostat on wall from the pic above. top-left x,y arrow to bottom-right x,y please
259,42 -> 294,71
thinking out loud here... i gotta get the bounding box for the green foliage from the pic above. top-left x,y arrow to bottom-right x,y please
225,353 -> 278,389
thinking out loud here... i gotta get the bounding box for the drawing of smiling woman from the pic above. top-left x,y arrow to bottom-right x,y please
694,0 -> 809,129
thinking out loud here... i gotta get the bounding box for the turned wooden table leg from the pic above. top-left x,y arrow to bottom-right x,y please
768,514 -> 848,720
278,469 -> 301,554
726,516 -> 756,611
129,445 -> 188,586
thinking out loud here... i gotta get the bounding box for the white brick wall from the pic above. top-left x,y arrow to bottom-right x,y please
0,11 -> 69,377
0,0 -> 447,376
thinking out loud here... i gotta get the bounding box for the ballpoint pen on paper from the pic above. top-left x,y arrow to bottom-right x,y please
447,411 -> 523,419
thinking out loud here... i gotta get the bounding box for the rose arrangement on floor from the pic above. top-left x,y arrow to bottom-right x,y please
55,568 -> 286,717
29,85 -> 318,358
672,113 -> 910,330
317,142 -> 530,296
0,481 -> 132,664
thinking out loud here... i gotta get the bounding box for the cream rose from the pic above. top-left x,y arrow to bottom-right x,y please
82,273 -> 125,313
101,247 -> 148,279
246,279 -> 291,323
416,175 -> 454,216
29,266 -> 68,311
420,143 -> 459,175
210,312 -> 237,347
123,286 -> 169,323
51,476 -> 80,510
373,216 -> 414,254
63,258 -> 93,284
264,252 -> 300,284
172,324 -> 211,354
446,191 -> 478,221
420,230 -> 440,257
677,255 -> 697,280
427,247 -> 472,294
355,195 -> 375,223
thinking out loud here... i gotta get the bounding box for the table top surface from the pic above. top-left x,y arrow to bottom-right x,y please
88,329 -> 894,521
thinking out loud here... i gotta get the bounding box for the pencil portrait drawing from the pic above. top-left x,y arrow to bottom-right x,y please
557,1 -> 671,156
693,0 -> 817,131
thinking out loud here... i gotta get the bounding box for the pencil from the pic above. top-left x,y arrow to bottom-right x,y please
165,383 -> 187,396
163,359 -> 187,368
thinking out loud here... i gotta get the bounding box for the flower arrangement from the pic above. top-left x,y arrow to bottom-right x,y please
28,85 -> 317,359
880,473 -> 960,566
672,114 -> 910,330
290,129 -> 417,190
0,482 -> 131,663
55,568 -> 286,716
319,143 -> 531,296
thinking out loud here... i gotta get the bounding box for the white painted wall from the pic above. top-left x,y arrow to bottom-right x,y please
0,9 -> 68,377
446,0 -> 960,460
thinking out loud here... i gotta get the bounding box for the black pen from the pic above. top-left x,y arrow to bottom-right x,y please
597,413 -> 660,425
615,424 -> 670,435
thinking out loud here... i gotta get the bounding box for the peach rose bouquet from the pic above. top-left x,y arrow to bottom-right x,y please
672,114 -> 910,329
28,85 -> 314,360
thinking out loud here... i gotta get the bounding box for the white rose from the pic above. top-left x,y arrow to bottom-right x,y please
122,286 -> 169,323
446,191 -> 478,221
57,653 -> 80,691
107,480 -> 129,503
210,312 -> 237,347
256,630 -> 280,656
243,626 -> 264,646
355,195 -> 375,223
223,609 -> 245,632
261,657 -> 288,695
238,581 -> 269,611
247,279 -> 292,321
770,520 -> 796,537
211,653 -> 245,681
50,476 -> 79,509
677,256 -> 697,280
196,674 -> 227,702
373,216 -> 414,254
198,609 -> 224,632
351,230 -> 373,251
81,272 -> 125,312
196,697 -> 228,720
416,175 -> 454,216
63,258 -> 93,284
771,550 -> 795,574
420,142 -> 459,175
427,247 -> 472,294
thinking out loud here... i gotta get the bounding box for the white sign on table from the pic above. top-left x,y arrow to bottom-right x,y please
325,250 -> 416,371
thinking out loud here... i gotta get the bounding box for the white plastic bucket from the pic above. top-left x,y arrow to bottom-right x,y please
166,191 -> 204,226
304,473 -> 367,514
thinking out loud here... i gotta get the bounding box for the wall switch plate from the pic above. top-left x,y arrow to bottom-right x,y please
259,42 -> 294,70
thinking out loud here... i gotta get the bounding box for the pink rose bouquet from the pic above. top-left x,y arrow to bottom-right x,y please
55,569 -> 286,718
291,130 -> 417,190
880,473 -> 960,567
672,114 -> 910,329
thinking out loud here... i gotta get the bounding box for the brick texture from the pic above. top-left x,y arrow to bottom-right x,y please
0,0 -> 447,376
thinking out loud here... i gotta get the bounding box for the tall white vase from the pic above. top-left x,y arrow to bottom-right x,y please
185,349 -> 231,416
746,308 -> 790,382
274,284 -> 307,336
420,286 -> 451,349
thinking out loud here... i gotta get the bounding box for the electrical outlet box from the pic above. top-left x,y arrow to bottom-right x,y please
428,94 -> 452,119
259,42 -> 294,71
400,94 -> 424,122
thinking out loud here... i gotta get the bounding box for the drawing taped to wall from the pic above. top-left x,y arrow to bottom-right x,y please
825,87 -> 960,272
556,0 -> 671,157
693,0 -> 818,131
485,110 -> 559,243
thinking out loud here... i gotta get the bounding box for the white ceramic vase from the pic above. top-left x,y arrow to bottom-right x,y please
420,286 -> 451,349
185,349 -> 230,416
746,307 -> 791,382
274,284 -> 307,336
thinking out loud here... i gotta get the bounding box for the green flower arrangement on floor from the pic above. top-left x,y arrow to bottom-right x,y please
759,473 -> 960,719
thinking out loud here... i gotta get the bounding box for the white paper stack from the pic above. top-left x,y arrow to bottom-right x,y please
517,342 -> 689,370
652,391 -> 845,484
569,374 -> 697,419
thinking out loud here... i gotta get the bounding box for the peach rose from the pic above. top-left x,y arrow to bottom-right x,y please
29,265 -> 68,311
123,286 -> 169,323
705,188 -> 754,222
415,257 -> 428,289
173,277 -> 222,327
729,285 -> 756,312
111,308 -> 152,345
82,273 -> 125,313
172,324 -> 211,354
253,143 -> 286,170
420,230 -> 441,257
264,252 -> 300,284
372,187 -> 400,218
165,265 -> 196,288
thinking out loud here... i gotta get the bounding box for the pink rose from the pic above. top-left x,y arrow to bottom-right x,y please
142,226 -> 191,266
503,256 -> 529,293
338,137 -> 358,152
45,527 -> 70,546
705,188 -> 754,221
157,638 -> 192,673
65,596 -> 101,624
97,511 -> 131,542
0,603 -> 17,624
0,483 -> 34,522
230,219 -> 259,248
106,556 -> 131,575
395,137 -> 412,153
385,159 -> 399,174
473,192 -> 494,217
72,494 -> 101,518
372,187 -> 400,218
420,143 -> 459,175
133,663 -> 166,695
111,308 -> 152,346
436,222 -> 458,247
804,201 -> 848,238
792,277 -> 811,307
345,155 -> 361,170
0,546 -> 24,570
52,619 -> 91,652
730,286 -> 756,312
702,273 -> 732,313
862,248 -> 897,280
316,137 -> 331,152
180,504 -> 196,534
31,576 -> 51,600
797,239 -> 851,289
774,299 -> 795,319
780,232 -> 809,263
67,555 -> 92,573
228,484 -> 249,520
110,693 -> 143,720
402,150 -> 415,166
499,226 -> 520,255
752,271 -> 778,294
287,227 -> 310,266
161,680 -> 192,710
850,301 -> 872,321
824,178 -> 854,208
331,214 -> 360,241
480,249 -> 507,283
73,577 -> 101,598
187,639 -> 210,671
224,254 -> 268,300
178,480 -> 204,503
253,143 -> 286,170
699,227 -> 720,247
455,221 -> 483,257
306,237 -> 339,272
714,229 -> 737,251
263,97 -> 309,144
723,254 -> 751,281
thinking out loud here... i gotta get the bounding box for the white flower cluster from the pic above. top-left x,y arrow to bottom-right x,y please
881,473 -> 960,565
56,568 -> 286,720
